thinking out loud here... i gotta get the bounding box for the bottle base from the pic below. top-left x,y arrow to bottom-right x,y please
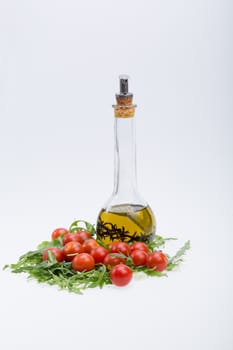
96,203 -> 156,244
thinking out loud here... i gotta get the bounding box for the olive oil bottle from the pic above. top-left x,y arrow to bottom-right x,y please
96,76 -> 156,244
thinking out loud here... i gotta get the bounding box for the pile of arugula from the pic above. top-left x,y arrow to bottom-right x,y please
4,220 -> 190,294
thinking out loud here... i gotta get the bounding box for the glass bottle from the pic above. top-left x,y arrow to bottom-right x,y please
96,75 -> 156,244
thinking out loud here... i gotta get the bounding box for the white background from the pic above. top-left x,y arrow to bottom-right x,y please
0,1 -> 232,349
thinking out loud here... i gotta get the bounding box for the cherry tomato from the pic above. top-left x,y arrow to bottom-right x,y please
146,251 -> 168,272
109,242 -> 119,251
83,239 -> 99,253
72,253 -> 95,272
130,242 -> 149,254
62,232 -> 82,246
75,230 -> 92,243
130,250 -> 148,266
110,264 -> 133,287
103,254 -> 126,268
90,246 -> 109,263
42,248 -> 64,262
110,242 -> 130,256
63,241 -> 84,261
51,228 -> 69,240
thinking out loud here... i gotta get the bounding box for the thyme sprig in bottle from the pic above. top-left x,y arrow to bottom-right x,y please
97,76 -> 156,244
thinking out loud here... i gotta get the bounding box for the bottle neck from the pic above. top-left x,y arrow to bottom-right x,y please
113,117 -> 137,197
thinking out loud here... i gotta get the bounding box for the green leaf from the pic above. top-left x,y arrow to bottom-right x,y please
37,238 -> 63,250
148,235 -> 177,251
109,252 -> 127,259
133,266 -> 167,277
167,240 -> 191,270
69,220 -> 96,235
37,241 -> 51,249
47,250 -> 57,264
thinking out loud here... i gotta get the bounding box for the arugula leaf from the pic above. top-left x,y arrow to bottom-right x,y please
69,220 -> 96,235
37,237 -> 63,250
147,235 -> 177,251
167,240 -> 191,270
133,265 -> 167,277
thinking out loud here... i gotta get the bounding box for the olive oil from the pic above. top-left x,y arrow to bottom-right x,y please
97,204 -> 155,244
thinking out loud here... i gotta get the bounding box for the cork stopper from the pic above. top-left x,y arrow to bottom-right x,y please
113,75 -> 136,118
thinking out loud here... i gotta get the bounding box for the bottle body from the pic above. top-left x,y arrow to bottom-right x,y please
96,76 -> 156,243
97,204 -> 155,244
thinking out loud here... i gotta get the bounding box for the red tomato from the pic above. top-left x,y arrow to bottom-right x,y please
63,241 -> 84,261
83,239 -> 99,253
62,232 -> 82,246
76,230 -> 92,243
130,242 -> 149,254
110,264 -> 133,287
109,242 -> 119,251
51,228 -> 69,240
90,246 -> 109,264
130,250 -> 148,266
72,253 -> 95,272
103,254 -> 126,268
146,251 -> 168,272
42,248 -> 64,262
109,242 -> 130,256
